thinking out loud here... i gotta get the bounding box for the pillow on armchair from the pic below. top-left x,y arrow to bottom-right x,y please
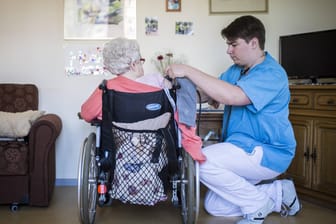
0,110 -> 45,138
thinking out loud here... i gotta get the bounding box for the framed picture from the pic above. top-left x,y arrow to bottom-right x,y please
166,0 -> 181,12
64,0 -> 136,40
175,21 -> 194,35
209,0 -> 268,14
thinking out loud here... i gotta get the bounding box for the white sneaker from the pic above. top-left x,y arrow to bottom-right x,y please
237,198 -> 274,224
281,179 -> 302,216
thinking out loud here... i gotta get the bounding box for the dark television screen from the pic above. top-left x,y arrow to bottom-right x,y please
279,29 -> 336,79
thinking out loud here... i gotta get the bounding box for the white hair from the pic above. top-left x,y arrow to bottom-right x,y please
103,38 -> 141,75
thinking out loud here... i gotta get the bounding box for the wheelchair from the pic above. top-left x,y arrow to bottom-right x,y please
78,82 -> 200,224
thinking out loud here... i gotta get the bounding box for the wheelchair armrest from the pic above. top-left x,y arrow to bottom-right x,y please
78,112 -> 101,127
90,119 -> 101,127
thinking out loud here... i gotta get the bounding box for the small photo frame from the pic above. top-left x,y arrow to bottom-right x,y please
166,0 -> 181,12
145,17 -> 158,36
175,21 -> 194,35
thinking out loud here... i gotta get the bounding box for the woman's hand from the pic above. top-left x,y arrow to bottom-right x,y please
165,64 -> 187,79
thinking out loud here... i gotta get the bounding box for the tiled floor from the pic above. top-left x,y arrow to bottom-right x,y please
0,186 -> 335,224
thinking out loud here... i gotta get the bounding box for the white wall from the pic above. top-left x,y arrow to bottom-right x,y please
1,0 -> 336,182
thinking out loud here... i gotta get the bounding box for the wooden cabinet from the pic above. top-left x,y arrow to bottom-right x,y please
196,112 -> 223,147
285,85 -> 336,208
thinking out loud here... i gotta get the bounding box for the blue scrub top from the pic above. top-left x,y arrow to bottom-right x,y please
220,52 -> 296,173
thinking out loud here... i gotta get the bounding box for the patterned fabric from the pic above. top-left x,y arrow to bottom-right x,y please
0,84 -> 37,175
0,141 -> 28,175
0,84 -> 38,112
111,125 -> 168,205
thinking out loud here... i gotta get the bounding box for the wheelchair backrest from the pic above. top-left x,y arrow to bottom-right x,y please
100,88 -> 177,152
103,89 -> 174,123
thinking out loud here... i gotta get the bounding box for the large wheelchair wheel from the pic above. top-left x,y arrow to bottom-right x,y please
78,133 -> 98,224
180,150 -> 200,224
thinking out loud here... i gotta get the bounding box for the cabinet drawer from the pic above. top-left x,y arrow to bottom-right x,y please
290,93 -> 313,109
314,93 -> 336,110
196,113 -> 223,146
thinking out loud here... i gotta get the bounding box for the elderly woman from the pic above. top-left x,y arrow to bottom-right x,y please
81,37 -> 205,163
81,38 -> 169,122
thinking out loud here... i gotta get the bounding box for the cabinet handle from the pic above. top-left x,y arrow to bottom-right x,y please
310,147 -> 317,163
292,98 -> 299,103
304,147 -> 310,161
327,99 -> 335,105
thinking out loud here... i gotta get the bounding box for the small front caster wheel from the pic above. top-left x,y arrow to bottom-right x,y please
10,203 -> 19,212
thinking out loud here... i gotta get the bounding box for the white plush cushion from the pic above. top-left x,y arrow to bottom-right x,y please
0,110 -> 45,138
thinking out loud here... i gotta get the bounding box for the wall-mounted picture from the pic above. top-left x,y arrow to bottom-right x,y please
64,0 -> 136,39
145,17 -> 159,36
166,0 -> 181,12
175,21 -> 194,35
209,0 -> 268,14
64,44 -> 107,76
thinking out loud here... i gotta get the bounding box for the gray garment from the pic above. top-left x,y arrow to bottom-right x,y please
176,78 -> 197,127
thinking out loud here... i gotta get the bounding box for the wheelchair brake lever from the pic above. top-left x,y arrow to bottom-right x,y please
165,76 -> 180,90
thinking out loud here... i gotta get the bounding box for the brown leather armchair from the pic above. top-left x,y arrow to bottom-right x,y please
0,83 -> 62,210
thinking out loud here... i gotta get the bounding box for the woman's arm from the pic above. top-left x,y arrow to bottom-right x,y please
80,87 -> 103,122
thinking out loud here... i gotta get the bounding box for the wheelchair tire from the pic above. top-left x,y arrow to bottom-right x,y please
78,133 -> 98,224
180,150 -> 199,224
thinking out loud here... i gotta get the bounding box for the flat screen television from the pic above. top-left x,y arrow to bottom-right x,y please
279,29 -> 336,83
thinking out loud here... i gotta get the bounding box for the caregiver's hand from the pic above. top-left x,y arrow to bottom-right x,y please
165,64 -> 188,79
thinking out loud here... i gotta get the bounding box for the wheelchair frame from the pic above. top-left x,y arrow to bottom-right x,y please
77,87 -> 200,224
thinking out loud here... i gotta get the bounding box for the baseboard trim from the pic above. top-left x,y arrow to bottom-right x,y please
56,178 -> 77,186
